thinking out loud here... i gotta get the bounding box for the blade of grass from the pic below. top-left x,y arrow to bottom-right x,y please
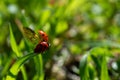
9,23 -> 21,57
90,47 -> 110,80
100,53 -> 110,80
38,54 -> 44,80
79,52 -> 89,80
9,24 -> 27,80
33,54 -> 44,80
6,53 -> 36,80
1,56 -> 13,76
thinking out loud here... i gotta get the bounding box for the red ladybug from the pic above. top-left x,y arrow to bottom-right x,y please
38,30 -> 48,42
34,30 -> 49,53
34,41 -> 49,53
15,19 -> 49,53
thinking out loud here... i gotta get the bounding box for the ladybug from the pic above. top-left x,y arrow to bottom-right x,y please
34,41 -> 49,53
38,30 -> 48,42
15,19 -> 49,53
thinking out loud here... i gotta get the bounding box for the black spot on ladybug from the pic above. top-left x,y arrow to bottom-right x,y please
41,34 -> 45,36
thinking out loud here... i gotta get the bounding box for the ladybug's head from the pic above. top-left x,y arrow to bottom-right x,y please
38,30 -> 48,42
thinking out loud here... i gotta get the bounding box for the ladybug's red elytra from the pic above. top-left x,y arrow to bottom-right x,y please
34,41 -> 49,53
38,30 -> 48,42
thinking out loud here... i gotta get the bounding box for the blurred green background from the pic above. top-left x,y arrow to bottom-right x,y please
1,0 -> 120,80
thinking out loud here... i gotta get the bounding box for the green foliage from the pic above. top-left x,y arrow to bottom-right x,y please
79,47 -> 111,80
56,21 -> 68,34
1,0 -> 120,80
79,53 -> 89,80
6,53 -> 36,80
9,24 -> 28,80
9,24 -> 20,57
101,54 -> 110,80
7,22 -> 44,80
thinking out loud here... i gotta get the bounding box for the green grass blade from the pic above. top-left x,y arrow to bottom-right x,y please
1,57 -> 13,76
9,23 -> 21,57
21,67 -> 27,80
79,53 -> 89,80
6,53 -> 36,80
38,54 -> 44,80
33,54 -> 44,80
100,54 -> 110,80
9,23 -> 28,80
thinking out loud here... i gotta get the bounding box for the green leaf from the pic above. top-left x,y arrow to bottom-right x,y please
65,0 -> 85,16
6,53 -> 36,80
90,47 -> 112,57
90,47 -> 110,80
79,53 -> 89,80
88,63 -> 96,80
9,24 -> 21,57
56,21 -> 68,34
100,54 -> 110,80
9,23 -> 27,80
40,9 -> 51,25
1,56 -> 13,76
33,54 -> 44,80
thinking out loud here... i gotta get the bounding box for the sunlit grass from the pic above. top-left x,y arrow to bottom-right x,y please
0,0 -> 120,80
